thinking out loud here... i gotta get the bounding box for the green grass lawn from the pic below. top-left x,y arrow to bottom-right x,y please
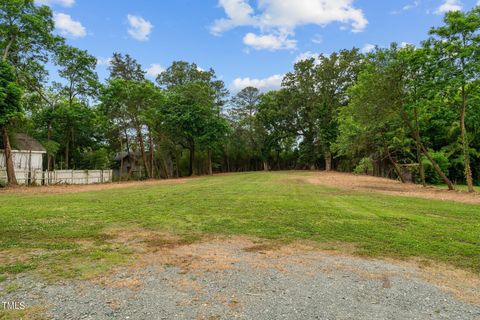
0,171 -> 479,282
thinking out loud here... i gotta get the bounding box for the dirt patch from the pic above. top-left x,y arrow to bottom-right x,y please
295,171 -> 480,204
95,228 -> 480,305
242,243 -> 281,253
0,178 -> 190,195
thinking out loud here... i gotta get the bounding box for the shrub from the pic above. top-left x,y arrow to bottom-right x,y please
354,157 -> 374,175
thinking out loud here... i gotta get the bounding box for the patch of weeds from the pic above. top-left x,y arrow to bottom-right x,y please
4,283 -> 21,294
0,263 -> 34,275
41,241 -> 78,250
32,245 -> 133,282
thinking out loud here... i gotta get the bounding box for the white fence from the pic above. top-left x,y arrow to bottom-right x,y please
0,170 -> 113,186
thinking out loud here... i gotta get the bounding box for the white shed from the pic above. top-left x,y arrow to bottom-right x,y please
0,133 -> 47,172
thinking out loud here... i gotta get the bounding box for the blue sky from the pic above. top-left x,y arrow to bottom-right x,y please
37,0 -> 480,93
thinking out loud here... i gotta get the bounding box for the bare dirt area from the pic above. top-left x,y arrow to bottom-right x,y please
0,178 -> 189,195
2,231 -> 480,319
295,171 -> 480,205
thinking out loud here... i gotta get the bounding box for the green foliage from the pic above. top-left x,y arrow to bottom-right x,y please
422,151 -> 450,184
282,49 -> 363,169
0,61 -> 22,125
41,139 -> 59,154
0,0 -> 61,89
108,53 -> 145,81
354,157 -> 374,175
78,148 -> 111,170
54,44 -> 100,104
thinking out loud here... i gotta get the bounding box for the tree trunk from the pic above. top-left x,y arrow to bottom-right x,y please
385,147 -> 407,183
120,138 -> 124,180
162,155 -> 170,179
461,87 -> 474,193
1,125 -> 17,186
47,124 -> 52,171
174,149 -> 180,178
148,130 -> 155,179
189,144 -> 195,176
414,110 -> 426,187
135,123 -> 150,179
276,150 -> 281,170
416,144 -> 426,187
65,138 -> 69,170
208,150 -> 213,175
123,127 -> 133,178
325,151 -> 333,171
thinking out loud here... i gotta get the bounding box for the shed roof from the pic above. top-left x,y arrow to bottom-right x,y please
114,151 -> 141,161
0,133 -> 46,152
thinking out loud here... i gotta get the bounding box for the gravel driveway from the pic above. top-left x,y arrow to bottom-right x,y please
2,238 -> 479,320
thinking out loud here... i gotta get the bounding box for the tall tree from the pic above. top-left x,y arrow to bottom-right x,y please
1,0 -> 59,185
104,54 -> 151,178
54,45 -> 99,108
157,61 -> 228,176
315,49 -> 362,170
427,8 -> 480,192
283,58 -> 321,169
256,90 -> 295,171
101,79 -> 157,178
108,53 -> 145,82
229,87 -> 262,169
53,45 -> 99,168
0,61 -> 22,185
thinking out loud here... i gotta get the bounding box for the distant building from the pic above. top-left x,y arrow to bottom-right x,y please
114,151 -> 145,178
0,133 -> 46,171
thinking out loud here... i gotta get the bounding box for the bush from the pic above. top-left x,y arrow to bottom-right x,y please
354,157 -> 374,175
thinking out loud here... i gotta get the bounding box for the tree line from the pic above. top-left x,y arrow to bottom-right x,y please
1,0 -> 479,191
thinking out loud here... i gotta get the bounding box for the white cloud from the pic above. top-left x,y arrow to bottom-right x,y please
211,0 -> 257,35
294,51 -> 320,63
243,32 -> 296,51
391,1 -> 420,14
35,0 -> 74,7
211,0 -> 368,50
54,13 -> 86,38
96,57 -> 112,67
361,43 -> 376,53
146,64 -> 165,78
231,74 -> 284,93
435,0 -> 463,15
312,34 -> 323,44
127,14 -> 153,41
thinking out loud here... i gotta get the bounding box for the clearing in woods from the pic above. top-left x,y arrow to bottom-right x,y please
0,171 -> 479,319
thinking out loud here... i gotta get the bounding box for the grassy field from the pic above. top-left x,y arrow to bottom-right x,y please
0,171 -> 479,283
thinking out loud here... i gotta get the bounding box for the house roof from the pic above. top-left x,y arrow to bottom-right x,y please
0,133 -> 46,152
114,151 -> 141,161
